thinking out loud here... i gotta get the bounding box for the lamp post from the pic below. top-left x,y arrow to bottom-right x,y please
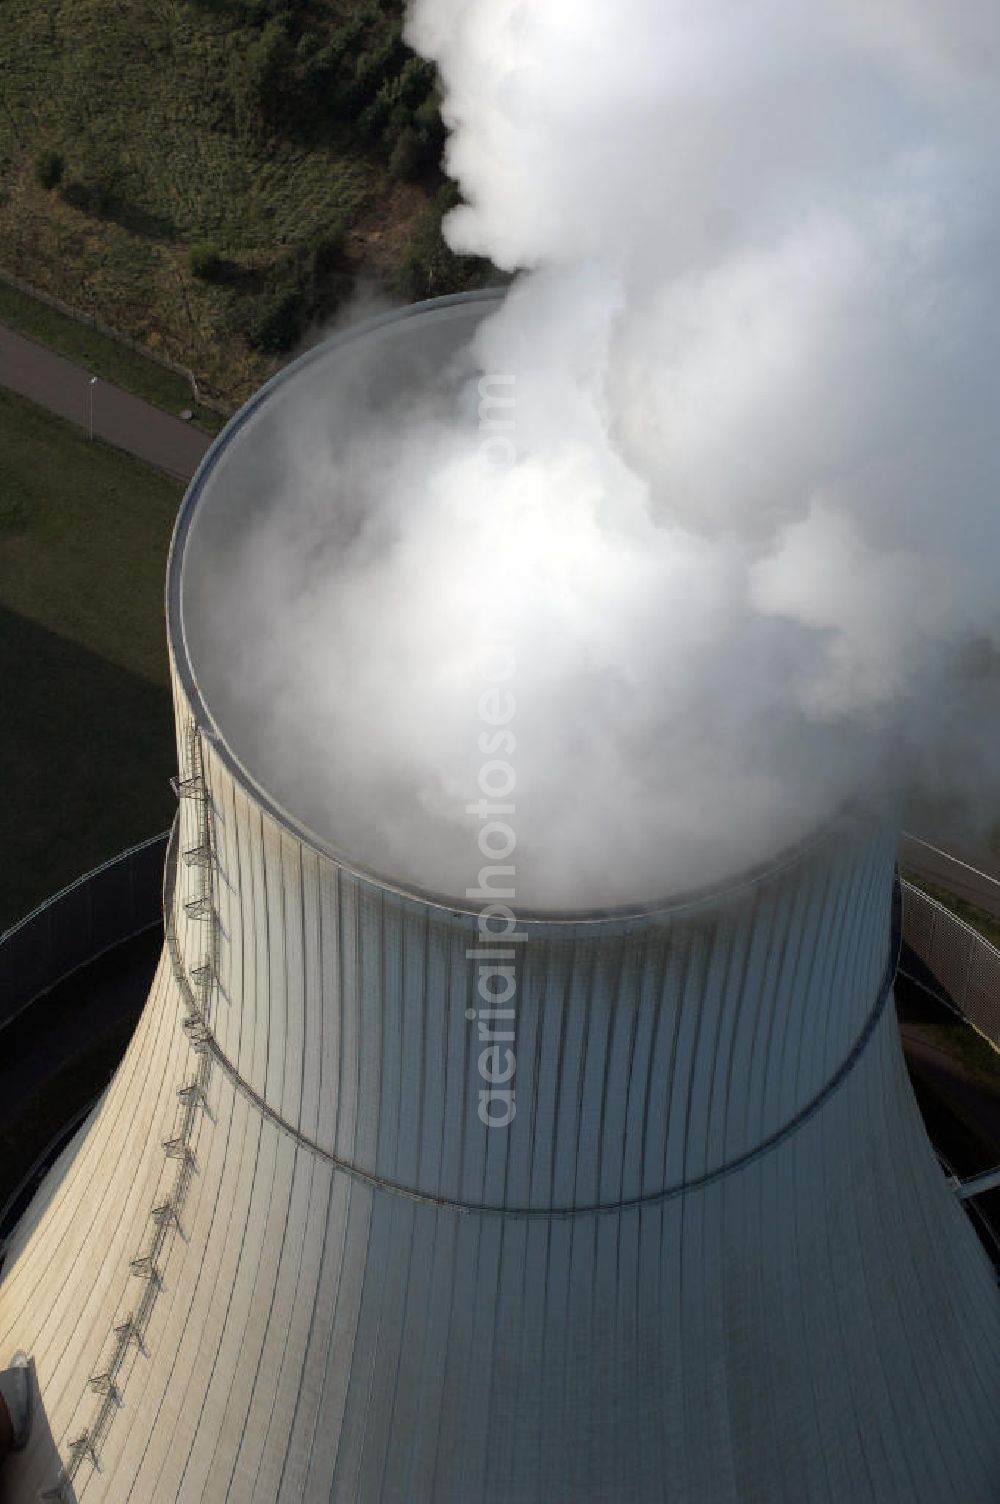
88,376 -> 98,441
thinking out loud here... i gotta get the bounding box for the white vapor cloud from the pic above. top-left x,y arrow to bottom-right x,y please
206,1 -> 1000,908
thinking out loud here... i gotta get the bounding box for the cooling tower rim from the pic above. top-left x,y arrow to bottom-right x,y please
167,289 -> 850,932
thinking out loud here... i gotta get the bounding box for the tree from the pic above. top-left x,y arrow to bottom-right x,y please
188,242 -> 224,281
389,126 -> 425,182
237,289 -> 305,354
34,150 -> 64,190
228,18 -> 294,137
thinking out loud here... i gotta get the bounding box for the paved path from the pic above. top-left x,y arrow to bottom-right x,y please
0,323 -> 211,482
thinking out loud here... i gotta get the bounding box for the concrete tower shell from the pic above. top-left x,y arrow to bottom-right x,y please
0,293 -> 997,1502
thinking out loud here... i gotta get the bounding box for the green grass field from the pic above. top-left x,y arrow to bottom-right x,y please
0,385 -> 180,929
0,0 -> 486,407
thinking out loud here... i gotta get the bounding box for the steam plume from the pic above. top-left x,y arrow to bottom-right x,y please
210,1 -> 1000,908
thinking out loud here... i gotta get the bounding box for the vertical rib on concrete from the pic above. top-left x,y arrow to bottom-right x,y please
1,293 -> 997,1502
1,707 -> 997,1501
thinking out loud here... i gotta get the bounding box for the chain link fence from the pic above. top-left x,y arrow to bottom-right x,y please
899,881 -> 1000,1051
1,836 -> 995,1048
0,265 -> 233,416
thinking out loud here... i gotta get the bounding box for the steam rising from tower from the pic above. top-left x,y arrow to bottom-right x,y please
0,7 -> 999,1502
195,0 -> 1000,907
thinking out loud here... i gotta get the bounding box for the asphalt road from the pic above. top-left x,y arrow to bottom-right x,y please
0,323 -> 211,482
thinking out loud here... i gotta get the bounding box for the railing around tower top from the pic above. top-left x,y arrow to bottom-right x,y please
899,880 -> 1000,1052
0,834 -> 994,1049
0,833 -> 169,1035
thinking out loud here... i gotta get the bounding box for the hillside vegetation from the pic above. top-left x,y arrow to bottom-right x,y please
0,0 -> 490,405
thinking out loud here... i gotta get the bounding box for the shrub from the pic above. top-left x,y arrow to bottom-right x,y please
389,126 -> 426,182
306,227 -> 346,281
357,89 -> 392,142
414,93 -> 443,134
397,194 -> 495,302
228,18 -> 294,136
353,33 -> 404,106
188,241 -> 224,281
238,289 -> 305,354
59,179 -> 94,213
58,147 -> 125,217
35,150 -> 64,190
397,56 -> 435,109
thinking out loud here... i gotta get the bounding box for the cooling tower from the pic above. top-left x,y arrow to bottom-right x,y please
1,292 -> 997,1504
